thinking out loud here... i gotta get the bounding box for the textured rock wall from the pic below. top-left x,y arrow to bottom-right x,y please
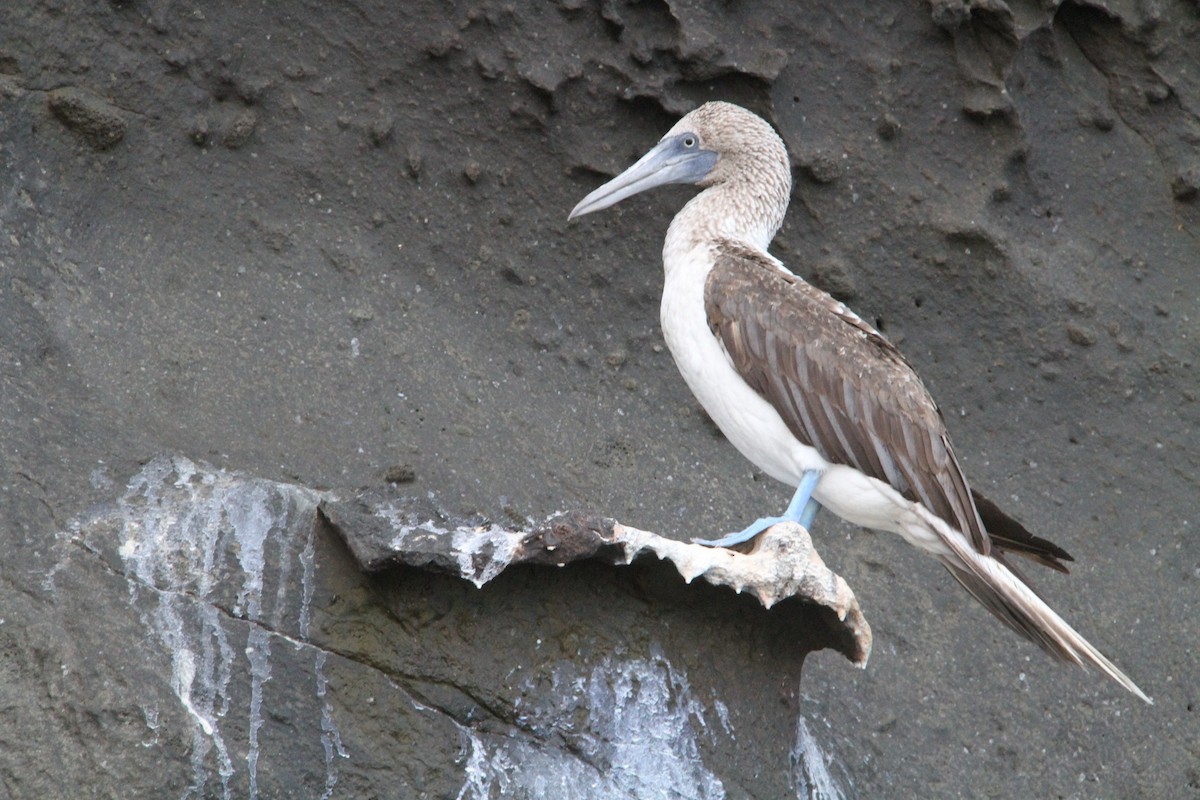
2,1 -> 1197,797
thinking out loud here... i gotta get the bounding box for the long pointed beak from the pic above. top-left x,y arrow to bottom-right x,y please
568,135 -> 717,220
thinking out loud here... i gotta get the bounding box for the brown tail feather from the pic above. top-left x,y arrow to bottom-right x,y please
931,521 -> 1151,703
940,557 -> 1079,663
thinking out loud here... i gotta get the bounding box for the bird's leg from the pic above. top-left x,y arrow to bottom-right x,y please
782,469 -> 824,528
693,469 -> 823,547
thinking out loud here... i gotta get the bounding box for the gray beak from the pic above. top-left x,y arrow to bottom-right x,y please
568,134 -> 717,220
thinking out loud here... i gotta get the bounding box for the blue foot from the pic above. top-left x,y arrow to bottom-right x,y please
692,515 -> 787,547
693,470 -> 824,548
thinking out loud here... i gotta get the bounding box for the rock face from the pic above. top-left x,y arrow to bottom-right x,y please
42,454 -> 851,798
1,1 -> 1196,798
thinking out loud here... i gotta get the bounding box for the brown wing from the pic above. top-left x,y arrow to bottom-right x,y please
705,240 -> 991,554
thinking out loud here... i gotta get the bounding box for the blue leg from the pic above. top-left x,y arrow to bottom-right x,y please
797,494 -> 821,530
693,470 -> 823,547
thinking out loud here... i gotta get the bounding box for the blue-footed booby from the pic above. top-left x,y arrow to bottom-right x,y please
569,101 -> 1149,702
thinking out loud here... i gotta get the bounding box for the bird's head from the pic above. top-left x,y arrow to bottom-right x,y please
568,101 -> 790,221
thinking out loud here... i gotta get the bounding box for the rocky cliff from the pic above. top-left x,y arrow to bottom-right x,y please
2,1 -> 1196,797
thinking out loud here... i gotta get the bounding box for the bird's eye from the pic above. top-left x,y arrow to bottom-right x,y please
682,135 -> 697,148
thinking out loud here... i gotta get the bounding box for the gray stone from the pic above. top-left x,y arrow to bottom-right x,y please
47,86 -> 127,149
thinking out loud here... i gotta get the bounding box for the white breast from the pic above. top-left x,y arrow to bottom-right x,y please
658,236 -> 828,486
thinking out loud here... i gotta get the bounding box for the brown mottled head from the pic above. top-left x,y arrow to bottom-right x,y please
569,101 -> 791,223
663,102 -> 789,191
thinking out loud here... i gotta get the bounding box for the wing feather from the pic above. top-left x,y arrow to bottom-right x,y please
705,240 -> 991,554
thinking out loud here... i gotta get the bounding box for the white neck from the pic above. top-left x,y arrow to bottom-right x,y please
655,175 -> 816,489
662,178 -> 788,279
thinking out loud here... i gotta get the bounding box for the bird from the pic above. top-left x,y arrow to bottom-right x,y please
568,101 -> 1149,702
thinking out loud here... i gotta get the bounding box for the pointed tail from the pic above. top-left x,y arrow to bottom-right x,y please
937,531 -> 1151,703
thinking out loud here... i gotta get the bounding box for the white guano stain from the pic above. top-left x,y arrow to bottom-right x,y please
451,653 -> 726,800
790,717 -> 846,800
103,455 -> 341,800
